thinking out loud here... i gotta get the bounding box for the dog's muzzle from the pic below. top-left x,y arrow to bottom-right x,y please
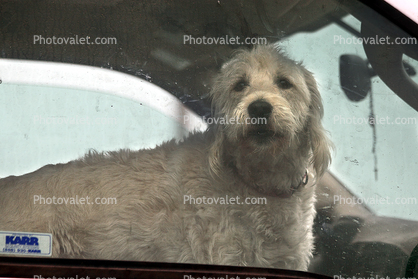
247,100 -> 279,140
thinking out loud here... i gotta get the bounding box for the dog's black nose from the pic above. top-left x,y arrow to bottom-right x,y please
248,100 -> 273,119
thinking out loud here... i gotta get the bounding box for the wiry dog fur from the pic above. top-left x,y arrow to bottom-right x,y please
0,45 -> 331,271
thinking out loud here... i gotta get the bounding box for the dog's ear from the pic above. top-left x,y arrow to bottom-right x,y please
207,79 -> 225,179
303,69 -> 333,178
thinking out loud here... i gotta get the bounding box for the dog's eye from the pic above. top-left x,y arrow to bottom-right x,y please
276,78 -> 293,89
233,79 -> 249,92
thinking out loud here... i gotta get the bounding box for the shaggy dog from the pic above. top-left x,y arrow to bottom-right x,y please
0,45 -> 331,271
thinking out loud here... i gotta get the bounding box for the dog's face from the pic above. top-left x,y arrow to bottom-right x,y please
209,45 -> 331,177
211,45 -> 311,146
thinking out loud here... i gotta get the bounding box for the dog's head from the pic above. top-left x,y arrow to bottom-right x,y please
208,45 -> 332,178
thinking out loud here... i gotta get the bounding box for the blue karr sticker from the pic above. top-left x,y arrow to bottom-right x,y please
0,231 -> 52,256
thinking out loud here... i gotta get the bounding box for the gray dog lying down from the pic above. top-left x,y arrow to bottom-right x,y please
0,45 -> 332,271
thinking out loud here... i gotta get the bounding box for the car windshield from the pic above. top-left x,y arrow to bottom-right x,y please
0,0 -> 417,278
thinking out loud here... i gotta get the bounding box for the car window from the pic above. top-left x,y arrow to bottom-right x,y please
284,14 -> 418,219
0,60 -> 206,177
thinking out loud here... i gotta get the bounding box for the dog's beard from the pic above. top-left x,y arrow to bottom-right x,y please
222,112 -> 300,152
247,121 -> 288,144
219,111 -> 310,196
221,128 -> 309,197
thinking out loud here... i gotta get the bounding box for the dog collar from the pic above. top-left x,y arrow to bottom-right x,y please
276,169 -> 309,198
229,161 -> 309,198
